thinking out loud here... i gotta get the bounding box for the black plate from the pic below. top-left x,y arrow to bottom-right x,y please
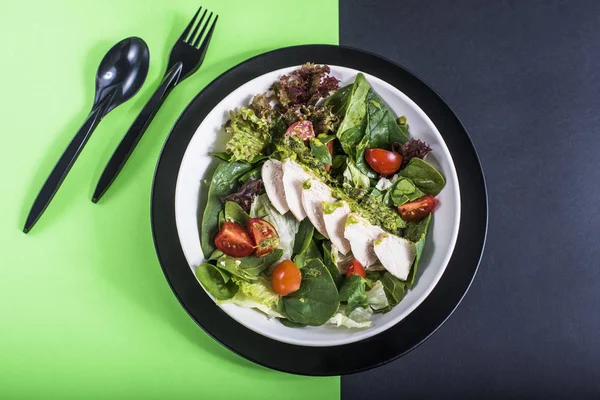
151,45 -> 487,376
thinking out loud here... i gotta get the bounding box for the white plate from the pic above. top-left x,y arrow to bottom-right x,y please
173,65 -> 461,347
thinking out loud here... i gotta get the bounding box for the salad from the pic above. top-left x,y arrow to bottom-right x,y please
195,64 -> 446,329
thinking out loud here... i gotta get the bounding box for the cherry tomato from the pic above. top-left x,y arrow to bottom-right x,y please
325,141 -> 334,173
398,194 -> 436,221
247,218 -> 280,257
365,148 -> 403,175
214,222 -> 255,257
346,259 -> 366,278
271,260 -> 302,296
285,120 -> 315,140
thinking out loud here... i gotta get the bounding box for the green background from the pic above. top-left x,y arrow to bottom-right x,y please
0,0 -> 339,398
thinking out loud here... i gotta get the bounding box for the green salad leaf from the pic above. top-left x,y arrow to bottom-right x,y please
309,137 -> 333,165
224,276 -> 280,312
404,213 -> 432,287
366,280 -> 389,310
323,83 -> 352,116
201,161 -> 254,257
195,263 -> 238,300
399,158 -> 446,196
293,218 -> 315,255
224,107 -> 271,162
336,73 -> 370,155
216,249 -> 283,282
389,177 -> 425,206
339,275 -> 369,313
381,272 -> 406,308
280,258 -> 339,326
343,158 -> 370,189
224,201 -> 250,225
321,241 -> 340,281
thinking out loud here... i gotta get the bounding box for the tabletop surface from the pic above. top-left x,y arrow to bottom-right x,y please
2,0 -> 599,399
340,0 -> 600,398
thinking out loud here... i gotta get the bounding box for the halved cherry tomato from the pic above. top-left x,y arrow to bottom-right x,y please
215,222 -> 255,257
247,218 -> 280,257
365,148 -> 402,175
346,259 -> 366,278
271,260 -> 302,296
285,120 -> 315,140
398,194 -> 436,221
325,141 -> 334,173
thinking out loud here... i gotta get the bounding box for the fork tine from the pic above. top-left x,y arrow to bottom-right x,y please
195,13 -> 218,50
192,12 -> 213,48
179,6 -> 202,42
188,9 -> 208,44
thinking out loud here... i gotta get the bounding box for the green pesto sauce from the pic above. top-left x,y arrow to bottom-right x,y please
302,179 -> 312,189
331,187 -> 402,233
322,201 -> 344,215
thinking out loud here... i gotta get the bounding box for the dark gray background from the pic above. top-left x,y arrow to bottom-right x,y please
340,1 -> 600,398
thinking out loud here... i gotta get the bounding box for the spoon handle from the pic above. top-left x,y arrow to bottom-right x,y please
23,98 -> 111,233
92,63 -> 183,203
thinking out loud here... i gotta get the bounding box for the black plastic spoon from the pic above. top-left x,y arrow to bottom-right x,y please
23,37 -> 150,233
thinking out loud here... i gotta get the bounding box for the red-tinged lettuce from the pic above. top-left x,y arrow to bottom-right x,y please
220,177 -> 263,212
271,63 -> 340,108
281,104 -> 340,134
392,138 -> 432,169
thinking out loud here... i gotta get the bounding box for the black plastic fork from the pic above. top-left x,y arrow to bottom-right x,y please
92,7 -> 218,202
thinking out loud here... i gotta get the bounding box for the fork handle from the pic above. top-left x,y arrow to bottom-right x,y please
92,62 -> 183,202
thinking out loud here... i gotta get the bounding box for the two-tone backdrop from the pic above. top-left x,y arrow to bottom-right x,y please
2,1 -> 599,398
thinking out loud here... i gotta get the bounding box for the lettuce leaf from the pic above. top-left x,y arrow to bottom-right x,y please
217,277 -> 282,318
343,158 -> 370,189
366,280 -> 389,310
224,107 -> 271,162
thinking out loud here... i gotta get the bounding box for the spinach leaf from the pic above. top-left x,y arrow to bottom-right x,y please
322,241 -> 340,282
389,177 -> 425,206
399,158 -> 446,196
217,249 -> 283,282
293,240 -> 322,270
404,213 -> 432,287
324,84 -> 352,116
195,263 -> 238,300
293,218 -> 315,255
212,152 -> 232,161
201,161 -> 254,257
224,201 -> 250,225
366,89 -> 411,146
339,275 -> 369,313
217,210 -> 225,229
336,74 -> 370,155
278,318 -> 307,328
355,89 -> 412,177
381,272 -> 406,307
309,138 -> 332,165
208,249 -> 224,261
355,134 -> 377,179
238,165 -> 262,183
280,258 -> 340,326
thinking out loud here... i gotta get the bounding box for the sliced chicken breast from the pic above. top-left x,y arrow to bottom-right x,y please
261,159 -> 289,214
301,178 -> 335,238
343,213 -> 385,267
282,159 -> 312,220
373,233 -> 416,281
322,201 -> 352,255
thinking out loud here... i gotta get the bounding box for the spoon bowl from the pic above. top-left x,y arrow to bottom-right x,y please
95,37 -> 149,114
